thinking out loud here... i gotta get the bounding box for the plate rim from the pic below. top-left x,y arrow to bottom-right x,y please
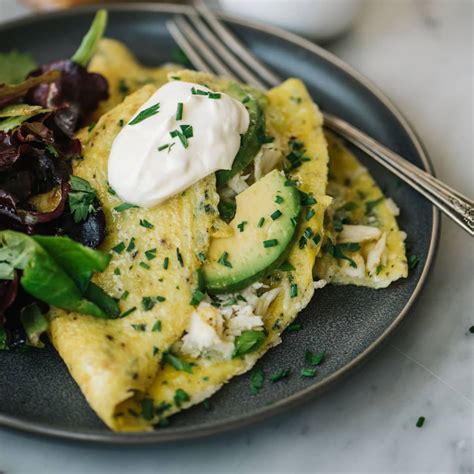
0,2 -> 440,444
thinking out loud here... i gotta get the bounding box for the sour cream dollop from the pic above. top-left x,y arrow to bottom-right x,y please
108,81 -> 250,208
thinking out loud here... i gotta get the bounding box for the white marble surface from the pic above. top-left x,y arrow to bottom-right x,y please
0,1 -> 472,473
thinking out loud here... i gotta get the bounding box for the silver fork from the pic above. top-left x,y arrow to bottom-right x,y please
167,0 -> 474,236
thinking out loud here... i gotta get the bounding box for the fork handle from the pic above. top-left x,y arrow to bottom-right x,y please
323,113 -> 474,236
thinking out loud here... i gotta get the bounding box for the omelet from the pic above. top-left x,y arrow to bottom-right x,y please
49,85 -> 219,430
314,134 -> 408,287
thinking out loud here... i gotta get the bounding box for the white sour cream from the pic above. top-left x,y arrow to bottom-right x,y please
108,81 -> 250,208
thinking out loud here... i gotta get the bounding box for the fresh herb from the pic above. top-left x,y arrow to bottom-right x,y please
301,368 -> 316,378
20,303 -> 48,348
190,289 -> 205,306
87,122 -> 96,133
217,251 -> 232,268
163,257 -> 169,269
366,197 -> 385,214
176,248 -> 184,267
284,179 -> 298,187
257,217 -> 265,228
237,221 -> 247,232
71,9 -> 108,66
250,369 -> 264,395
197,252 -> 206,263
275,195 -> 284,204
305,350 -> 325,366
322,239 -> 361,268
120,306 -> 136,319
416,416 -> 425,428
191,87 -> 209,96
208,92 -> 221,99
232,330 -> 266,358
107,184 -> 117,195
290,217 -> 298,227
290,283 -> 298,298
111,242 -> 126,254
142,296 -> 155,311
202,399 -> 211,411
153,346 -> 159,355
287,323 -> 302,332
152,320 -> 162,332
0,231 -> 117,318
0,51 -> 37,84
129,103 -> 160,125
312,234 -> 321,245
68,176 -> 98,223
408,254 -> 418,270
131,323 -> 147,332
305,208 -> 316,221
175,102 -> 183,120
145,248 -> 157,260
126,237 -> 136,252
170,124 -> 193,149
140,398 -> 154,421
113,268 -> 121,275
279,261 -> 295,272
270,369 -> 290,383
155,401 -> 171,416
271,210 -> 282,220
158,143 -> 170,152
223,297 -> 237,307
299,191 -> 317,206
114,202 -> 138,212
118,119 -> 124,128
163,352 -> 192,373
174,388 -> 190,407
156,296 -> 166,302
263,239 -> 278,248
120,290 -> 129,301
376,264 -> 383,275
118,79 -> 129,95
139,219 -> 154,229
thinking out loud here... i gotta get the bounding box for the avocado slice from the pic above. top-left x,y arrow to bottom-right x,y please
216,84 -> 265,186
203,170 -> 301,293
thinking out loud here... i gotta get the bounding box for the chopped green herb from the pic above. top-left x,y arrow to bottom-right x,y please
126,237 -> 136,252
305,350 -> 325,366
111,242 -> 126,254
139,219 -> 154,229
250,369 -> 264,395
275,195 -> 284,204
173,388 -> 190,407
291,217 -> 298,227
156,296 -> 166,302
408,254 -> 418,270
158,143 -> 170,151
270,369 -> 290,383
279,261 -> 295,272
376,263 -> 383,275
237,221 -> 247,232
118,119 -> 124,127
299,235 -> 308,249
301,368 -> 316,378
416,416 -> 425,428
113,268 -> 121,275
163,257 -> 169,269
303,227 -> 314,239
129,103 -> 160,125
176,248 -> 184,267
287,323 -> 302,332
180,124 -> 193,138
145,248 -> 157,260
120,306 -> 136,318
366,197 -> 385,214
290,283 -> 298,298
197,251 -> 206,263
223,297 -> 237,307
191,87 -> 209,96
114,202 -> 138,212
208,92 -> 221,99
236,295 -> 247,302
139,262 -> 150,271
152,320 -> 162,332
142,296 -> 156,311
217,251 -> 232,268
131,323 -> 147,332
140,398 -> 154,420
263,239 -> 278,248
107,184 -> 117,195
155,401 -> 171,415
190,289 -> 205,306
163,352 -> 192,373
202,399 -> 211,411
284,179 -> 298,187
271,210 -> 282,220
87,122 -> 96,132
312,234 -> 321,245
120,290 -> 129,301
175,102 -> 183,120
233,330 -> 266,358
322,239 -> 361,268
153,346 -> 159,355
305,208 -> 316,221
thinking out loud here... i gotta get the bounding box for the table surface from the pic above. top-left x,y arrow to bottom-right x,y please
0,1 -> 472,473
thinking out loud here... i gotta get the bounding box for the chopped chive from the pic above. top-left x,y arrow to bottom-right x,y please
197,252 -> 206,263
290,283 -> 298,298
208,92 -> 221,99
299,236 -> 307,249
120,290 -> 129,301
279,261 -> 295,272
114,202 -> 138,212
111,242 -> 125,254
142,296 -> 155,311
145,248 -> 157,260
284,179 -> 298,187
153,346 -> 159,355
107,184 -> 117,195
365,197 -> 385,214
163,257 -> 169,269
305,208 -> 316,221
191,87 -> 209,96
287,323 -> 302,332
303,227 -> 314,239
236,295 -> 247,302
223,297 -> 237,307
271,210 -> 282,220
300,191 -> 317,206
408,254 -> 418,270
114,268 -> 121,275
128,103 -> 160,125
158,143 -> 170,151
416,416 -> 425,428
152,320 -> 162,332
175,102 -> 183,120
118,119 -> 124,127
202,399 -> 211,411
174,388 -> 190,407
120,306 -> 136,318
176,248 -> 184,267
250,369 -> 264,395
237,221 -> 247,232
291,217 -> 298,227
190,289 -> 205,306
139,219 -> 154,229
469,326 -> 474,334
140,398 -> 154,420
156,296 -> 166,302
139,262 -> 150,270
180,124 -> 193,138
126,237 -> 136,252
275,195 -> 284,204
88,122 -> 96,132
305,350 -> 325,366
170,129 -> 188,148
131,323 -> 147,332
270,369 -> 290,383
312,234 -> 321,245
257,217 -> 265,228
263,239 -> 278,248
217,251 -> 232,268
301,368 -> 316,378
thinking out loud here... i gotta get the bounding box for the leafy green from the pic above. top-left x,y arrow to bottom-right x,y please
305,350 -> 325,366
0,51 -> 37,85
20,303 -> 49,348
163,351 -> 193,373
0,231 -> 117,318
232,330 -> 266,358
270,369 -> 290,383
68,176 -> 98,223
71,9 -> 108,66
250,369 -> 264,394
0,104 -> 49,132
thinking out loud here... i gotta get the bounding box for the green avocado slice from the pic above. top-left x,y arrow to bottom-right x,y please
203,170 -> 301,293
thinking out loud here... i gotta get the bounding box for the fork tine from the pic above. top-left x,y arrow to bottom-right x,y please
174,16 -> 237,80
167,19 -> 212,74
186,12 -> 267,89
194,0 -> 281,87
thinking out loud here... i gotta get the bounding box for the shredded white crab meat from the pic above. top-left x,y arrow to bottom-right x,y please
366,232 -> 387,273
338,225 -> 382,243
227,173 -> 250,195
341,254 -> 366,279
253,142 -> 283,181
177,283 -> 280,360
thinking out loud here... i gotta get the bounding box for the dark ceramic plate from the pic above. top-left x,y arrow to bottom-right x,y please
0,4 -> 439,443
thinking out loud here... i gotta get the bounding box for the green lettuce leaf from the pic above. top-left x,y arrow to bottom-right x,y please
20,303 -> 49,348
0,51 -> 37,85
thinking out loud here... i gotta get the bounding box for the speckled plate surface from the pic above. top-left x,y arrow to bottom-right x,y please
0,3 -> 439,443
